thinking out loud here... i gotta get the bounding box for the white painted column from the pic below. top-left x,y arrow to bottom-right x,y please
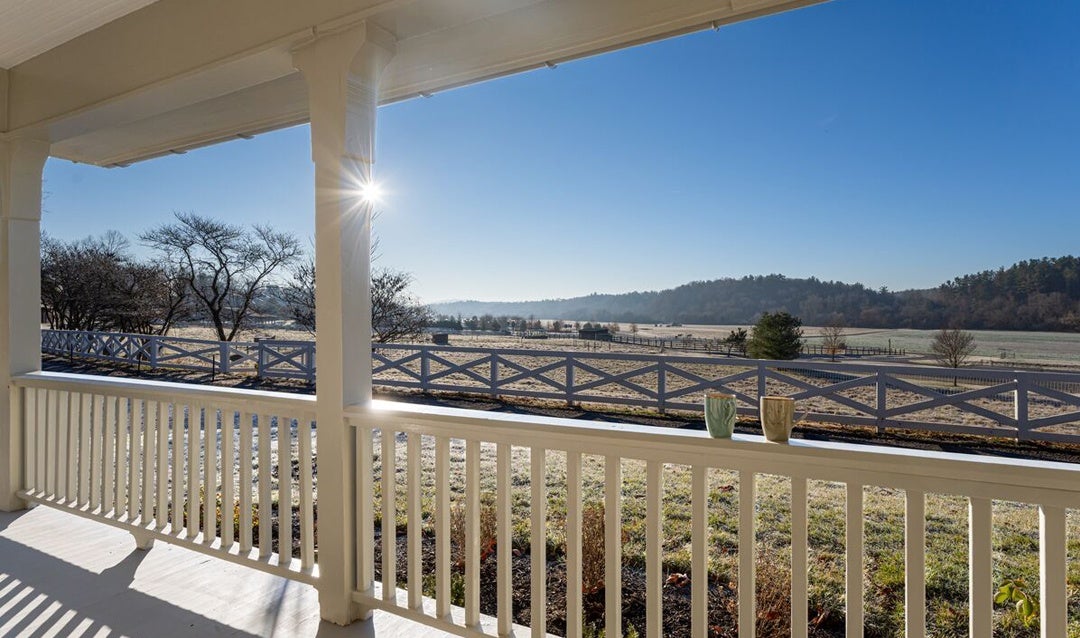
293,22 -> 394,625
0,138 -> 49,512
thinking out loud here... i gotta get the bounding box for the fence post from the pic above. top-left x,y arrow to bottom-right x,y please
490,353 -> 499,398
1015,373 -> 1029,441
876,371 -> 887,434
420,347 -> 430,393
657,359 -> 666,415
757,361 -> 767,409
149,335 -> 159,370
565,356 -> 575,407
256,343 -> 266,379
219,342 -> 232,375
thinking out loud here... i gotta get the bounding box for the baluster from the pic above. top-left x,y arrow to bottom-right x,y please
23,387 -> 36,495
435,435 -> 450,619
739,470 -> 756,638
56,391 -> 69,502
171,403 -> 183,533
497,442 -> 512,637
406,432 -> 421,610
566,452 -> 583,638
356,424 -> 376,592
905,490 -> 925,638
128,398 -> 141,521
792,478 -> 809,638
187,404 -> 201,538
605,456 -> 622,638
531,447 -> 547,637
1039,505 -> 1066,637
239,411 -> 254,553
202,405 -> 216,543
46,390 -> 58,498
79,393 -> 92,506
646,461 -> 663,638
381,429 -> 396,601
258,413 -> 272,556
35,389 -> 46,495
116,396 -> 128,515
847,484 -> 864,638
102,396 -> 116,514
156,402 -> 168,529
278,415 -> 292,562
299,417 -> 315,569
222,408 -> 235,550
465,438 -> 481,628
968,498 -> 992,637
692,465 -> 707,637
141,401 -> 155,525
66,392 -> 79,502
90,395 -> 103,511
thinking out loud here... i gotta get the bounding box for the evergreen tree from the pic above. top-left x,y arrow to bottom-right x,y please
747,312 -> 803,360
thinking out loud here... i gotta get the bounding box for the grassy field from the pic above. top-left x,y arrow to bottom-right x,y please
370,432 -> 1080,637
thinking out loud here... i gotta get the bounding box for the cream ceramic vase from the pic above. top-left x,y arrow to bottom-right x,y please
760,396 -> 796,442
704,392 -> 737,438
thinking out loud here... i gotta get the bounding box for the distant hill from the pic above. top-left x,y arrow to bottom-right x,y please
431,257 -> 1080,331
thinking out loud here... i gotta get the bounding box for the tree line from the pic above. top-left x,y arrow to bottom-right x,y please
41,212 -> 430,342
433,257 -> 1080,332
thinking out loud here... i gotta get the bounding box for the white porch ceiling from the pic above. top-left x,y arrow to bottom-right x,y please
0,0 -> 160,68
0,0 -> 828,166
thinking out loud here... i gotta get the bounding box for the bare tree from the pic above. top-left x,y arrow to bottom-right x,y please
41,231 -> 189,334
371,269 -> 432,343
821,315 -> 846,361
141,213 -> 301,341
279,257 -> 316,333
930,328 -> 976,385
279,260 -> 432,343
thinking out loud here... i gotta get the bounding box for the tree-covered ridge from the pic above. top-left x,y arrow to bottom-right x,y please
433,256 -> 1080,332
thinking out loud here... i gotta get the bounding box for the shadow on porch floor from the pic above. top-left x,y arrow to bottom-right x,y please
0,506 -> 453,637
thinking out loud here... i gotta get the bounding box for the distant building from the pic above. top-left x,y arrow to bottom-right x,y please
578,326 -> 611,341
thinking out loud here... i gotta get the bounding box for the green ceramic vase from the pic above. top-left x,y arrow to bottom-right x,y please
704,392 -> 737,438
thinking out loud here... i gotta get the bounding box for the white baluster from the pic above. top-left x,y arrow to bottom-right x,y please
566,451 -> 583,638
847,483 -> 863,638
299,416 -> 314,570
739,471 -> 756,638
239,411 -> 253,552
406,432 -> 421,611
605,456 -> 622,638
1039,505 -> 1066,638
646,461 -> 663,638
692,465 -> 708,638
465,438 -> 481,628
791,477 -> 809,638
221,407 -> 235,550
258,413 -> 272,556
435,435 -> 450,619
968,497 -> 992,638
278,415 -> 292,562
381,429 -> 396,601
905,490 -> 925,638
531,447 -> 547,638
497,442 -> 512,637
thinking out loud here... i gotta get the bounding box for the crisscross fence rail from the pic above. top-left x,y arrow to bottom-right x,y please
42,330 -> 1080,444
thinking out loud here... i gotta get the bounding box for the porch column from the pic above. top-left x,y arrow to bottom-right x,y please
293,22 -> 395,625
0,138 -> 49,512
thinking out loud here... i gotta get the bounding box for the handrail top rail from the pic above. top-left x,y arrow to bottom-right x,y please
359,399 -> 1080,498
13,371 -> 315,411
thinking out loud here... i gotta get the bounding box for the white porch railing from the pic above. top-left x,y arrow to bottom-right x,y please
11,371 -> 1080,636
351,401 -> 1079,638
13,372 -> 318,584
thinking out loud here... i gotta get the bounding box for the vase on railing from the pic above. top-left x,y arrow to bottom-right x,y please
760,396 -> 796,442
704,391 -> 737,438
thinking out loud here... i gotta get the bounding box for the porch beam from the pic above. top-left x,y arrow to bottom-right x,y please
293,21 -> 394,626
0,138 -> 49,511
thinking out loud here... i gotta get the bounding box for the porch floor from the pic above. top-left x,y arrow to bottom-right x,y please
0,506 -> 453,638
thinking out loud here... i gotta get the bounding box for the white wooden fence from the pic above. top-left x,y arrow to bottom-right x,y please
42,330 -> 1080,444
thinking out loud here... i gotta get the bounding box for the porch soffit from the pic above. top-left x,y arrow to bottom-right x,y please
2,0 -> 828,167
0,0 -> 161,68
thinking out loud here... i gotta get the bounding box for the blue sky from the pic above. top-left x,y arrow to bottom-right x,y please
42,0 -> 1080,303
